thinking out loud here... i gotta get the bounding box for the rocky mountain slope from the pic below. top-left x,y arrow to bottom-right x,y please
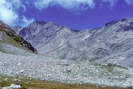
0,21 -> 37,55
19,18 -> 133,67
0,19 -> 133,88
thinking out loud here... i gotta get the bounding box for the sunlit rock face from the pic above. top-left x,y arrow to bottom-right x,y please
19,18 -> 133,67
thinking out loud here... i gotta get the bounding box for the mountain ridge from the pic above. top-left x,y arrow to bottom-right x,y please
18,18 -> 133,67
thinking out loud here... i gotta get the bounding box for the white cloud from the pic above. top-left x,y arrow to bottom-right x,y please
102,0 -> 118,7
10,0 -> 26,11
0,0 -> 18,25
34,0 -> 133,10
124,0 -> 133,5
35,0 -> 95,10
102,0 -> 133,6
0,0 -> 31,27
21,16 -> 34,27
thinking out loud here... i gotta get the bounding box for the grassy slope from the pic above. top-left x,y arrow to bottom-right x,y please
0,76 -> 132,89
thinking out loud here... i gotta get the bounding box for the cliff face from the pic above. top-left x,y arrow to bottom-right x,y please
0,21 -> 37,54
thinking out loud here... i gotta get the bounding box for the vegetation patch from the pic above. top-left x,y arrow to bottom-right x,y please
0,75 -> 132,89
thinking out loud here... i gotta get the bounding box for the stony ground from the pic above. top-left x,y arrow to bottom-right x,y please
1,51 -> 133,88
0,76 -> 133,89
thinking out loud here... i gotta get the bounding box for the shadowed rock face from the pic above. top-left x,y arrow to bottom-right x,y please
19,18 -> 133,67
0,21 -> 37,54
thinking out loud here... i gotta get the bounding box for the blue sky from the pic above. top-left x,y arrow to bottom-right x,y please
0,0 -> 133,29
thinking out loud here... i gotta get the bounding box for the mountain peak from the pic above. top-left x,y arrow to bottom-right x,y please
32,21 -> 47,25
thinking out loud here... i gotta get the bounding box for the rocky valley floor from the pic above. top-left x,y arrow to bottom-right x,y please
0,51 -> 133,88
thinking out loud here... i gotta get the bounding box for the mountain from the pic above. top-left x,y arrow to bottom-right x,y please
1,20 -> 133,87
19,18 -> 133,67
0,21 -> 37,55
